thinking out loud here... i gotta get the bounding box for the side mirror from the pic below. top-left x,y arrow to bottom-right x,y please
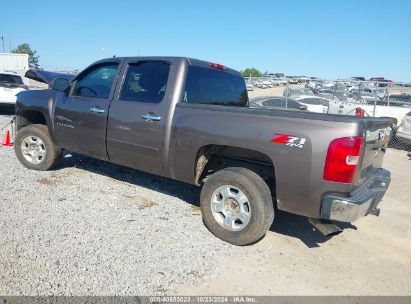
52,78 -> 70,93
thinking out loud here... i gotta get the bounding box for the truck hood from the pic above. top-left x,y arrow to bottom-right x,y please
25,69 -> 76,85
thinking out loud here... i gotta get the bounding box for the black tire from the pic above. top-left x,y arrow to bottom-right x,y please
14,124 -> 62,171
200,167 -> 274,246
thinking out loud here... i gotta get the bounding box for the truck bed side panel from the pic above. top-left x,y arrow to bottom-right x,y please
169,104 -> 361,218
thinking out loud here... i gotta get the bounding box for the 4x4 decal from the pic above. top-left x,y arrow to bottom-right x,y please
271,133 -> 306,149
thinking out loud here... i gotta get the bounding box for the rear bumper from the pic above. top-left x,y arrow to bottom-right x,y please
321,169 -> 391,222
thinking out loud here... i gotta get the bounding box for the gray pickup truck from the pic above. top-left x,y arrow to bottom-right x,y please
14,57 -> 391,245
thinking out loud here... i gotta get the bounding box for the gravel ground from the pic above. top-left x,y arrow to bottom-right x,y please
0,109 -> 410,296
0,111 -> 237,295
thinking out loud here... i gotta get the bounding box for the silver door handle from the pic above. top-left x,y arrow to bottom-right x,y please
90,106 -> 105,113
142,113 -> 161,122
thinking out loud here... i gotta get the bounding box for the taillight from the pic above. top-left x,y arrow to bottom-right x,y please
355,107 -> 365,117
209,62 -> 226,70
323,136 -> 364,183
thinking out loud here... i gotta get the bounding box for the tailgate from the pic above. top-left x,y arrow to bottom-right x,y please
356,118 -> 392,183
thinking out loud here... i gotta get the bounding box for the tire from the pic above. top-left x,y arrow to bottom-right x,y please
200,167 -> 274,246
14,124 -> 62,171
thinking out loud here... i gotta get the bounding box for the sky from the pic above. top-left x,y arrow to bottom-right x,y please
1,0 -> 410,81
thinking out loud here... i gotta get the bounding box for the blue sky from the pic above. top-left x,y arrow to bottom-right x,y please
1,0 -> 410,81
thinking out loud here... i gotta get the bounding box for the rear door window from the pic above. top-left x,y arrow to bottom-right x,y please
120,61 -> 170,103
184,66 -> 248,107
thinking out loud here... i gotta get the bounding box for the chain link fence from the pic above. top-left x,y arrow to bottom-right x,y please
1,71 -> 410,151
245,77 -> 411,151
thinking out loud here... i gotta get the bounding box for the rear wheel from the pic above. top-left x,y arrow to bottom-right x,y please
200,167 -> 274,246
14,124 -> 62,171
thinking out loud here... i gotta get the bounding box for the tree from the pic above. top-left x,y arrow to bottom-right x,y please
12,43 -> 39,69
241,68 -> 262,78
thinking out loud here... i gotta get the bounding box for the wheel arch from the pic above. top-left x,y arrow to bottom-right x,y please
194,144 -> 277,196
16,110 -> 47,131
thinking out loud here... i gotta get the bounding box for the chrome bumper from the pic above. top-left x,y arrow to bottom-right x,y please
321,169 -> 391,222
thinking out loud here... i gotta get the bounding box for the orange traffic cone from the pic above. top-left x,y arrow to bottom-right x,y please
2,130 -> 12,146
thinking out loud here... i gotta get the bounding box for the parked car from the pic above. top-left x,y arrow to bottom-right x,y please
286,76 -> 299,84
283,87 -> 316,97
349,90 -> 379,103
332,90 -> 352,102
246,82 -> 254,91
370,78 -> 394,87
305,81 -> 324,90
328,99 -> 411,127
0,72 -> 28,106
350,77 -> 366,81
322,81 -> 338,88
316,88 -> 338,98
15,57 -> 392,245
379,80 -> 394,87
249,96 -> 307,111
295,96 -> 330,113
261,80 -> 273,88
396,112 -> 411,146
252,80 -> 267,89
388,94 -> 411,106
297,76 -> 311,83
270,77 -> 287,86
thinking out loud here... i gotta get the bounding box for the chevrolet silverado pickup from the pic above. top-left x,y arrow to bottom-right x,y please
14,57 -> 391,245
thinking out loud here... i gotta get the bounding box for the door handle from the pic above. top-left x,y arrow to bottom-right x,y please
142,113 -> 161,122
90,106 -> 105,113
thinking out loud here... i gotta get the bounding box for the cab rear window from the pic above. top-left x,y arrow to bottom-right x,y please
0,74 -> 23,88
183,66 -> 248,107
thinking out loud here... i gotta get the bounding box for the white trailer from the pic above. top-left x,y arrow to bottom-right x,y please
0,53 -> 30,85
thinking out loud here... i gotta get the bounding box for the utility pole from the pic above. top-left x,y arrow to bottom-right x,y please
1,35 -> 4,53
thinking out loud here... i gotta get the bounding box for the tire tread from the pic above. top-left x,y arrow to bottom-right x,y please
200,167 -> 274,246
14,124 -> 62,171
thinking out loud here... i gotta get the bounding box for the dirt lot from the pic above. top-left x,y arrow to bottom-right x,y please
248,85 -> 287,99
0,108 -> 410,296
180,148 -> 411,295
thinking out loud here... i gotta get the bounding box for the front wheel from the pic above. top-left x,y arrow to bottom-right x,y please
14,124 -> 62,171
200,167 -> 274,246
